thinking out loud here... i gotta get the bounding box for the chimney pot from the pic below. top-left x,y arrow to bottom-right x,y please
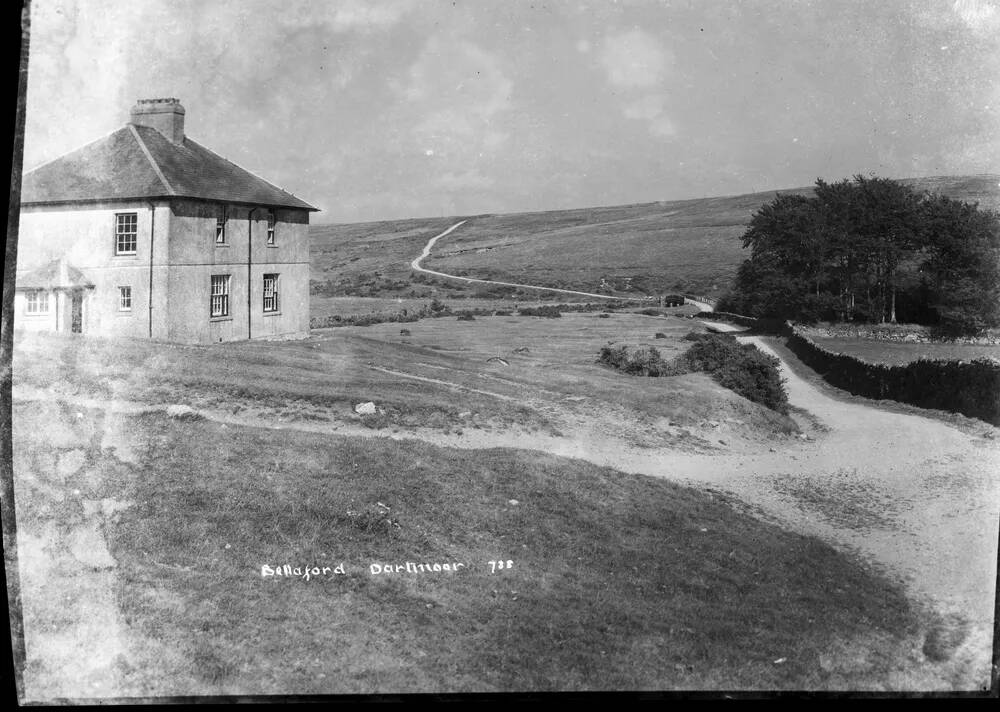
129,98 -> 185,143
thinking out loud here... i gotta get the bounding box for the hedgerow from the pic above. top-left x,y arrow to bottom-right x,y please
786,326 -> 1000,424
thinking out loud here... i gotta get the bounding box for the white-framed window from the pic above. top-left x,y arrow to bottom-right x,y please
25,290 -> 49,314
118,286 -> 132,311
263,273 -> 279,313
210,274 -> 230,317
216,205 -> 227,244
115,213 -> 138,255
266,210 -> 276,245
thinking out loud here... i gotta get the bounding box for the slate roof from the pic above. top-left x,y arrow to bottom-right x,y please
16,258 -> 94,290
21,124 -> 318,211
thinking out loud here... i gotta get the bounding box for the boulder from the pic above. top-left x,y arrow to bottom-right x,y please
354,402 -> 377,415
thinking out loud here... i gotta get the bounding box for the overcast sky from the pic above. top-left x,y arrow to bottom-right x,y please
21,0 -> 1000,223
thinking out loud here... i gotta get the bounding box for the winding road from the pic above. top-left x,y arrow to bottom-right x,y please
412,220 -> 716,310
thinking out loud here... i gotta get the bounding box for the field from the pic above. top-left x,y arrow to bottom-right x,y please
12,314 -> 943,696
310,175 -> 1000,306
12,313 -> 794,448
809,337 -> 1000,366
309,295 -> 680,323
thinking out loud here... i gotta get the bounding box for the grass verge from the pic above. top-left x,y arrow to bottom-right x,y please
13,401 -> 926,694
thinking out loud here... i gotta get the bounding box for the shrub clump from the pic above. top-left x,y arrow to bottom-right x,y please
518,305 -> 562,318
597,332 -> 789,413
678,332 -> 788,413
654,332 -> 667,339
345,503 -> 400,536
598,344 -> 679,377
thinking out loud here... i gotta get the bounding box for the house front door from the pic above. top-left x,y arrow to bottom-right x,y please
70,293 -> 83,333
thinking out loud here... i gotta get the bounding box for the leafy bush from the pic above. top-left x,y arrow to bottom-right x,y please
654,332 -> 667,339
598,332 -> 789,413
598,344 -> 677,377
345,503 -> 400,536
518,305 -> 562,318
310,311 -> 423,329
678,333 -> 788,413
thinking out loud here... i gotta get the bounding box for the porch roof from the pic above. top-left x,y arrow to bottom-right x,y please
16,259 -> 95,290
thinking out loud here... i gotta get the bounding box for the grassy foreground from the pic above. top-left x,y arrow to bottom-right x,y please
13,400 -> 924,695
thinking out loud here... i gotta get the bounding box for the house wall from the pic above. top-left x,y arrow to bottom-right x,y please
17,201 -> 171,340
13,290 -> 95,333
13,291 -> 58,332
17,199 -> 311,343
165,200 -> 311,342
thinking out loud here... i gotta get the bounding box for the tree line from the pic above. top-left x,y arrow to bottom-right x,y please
717,175 -> 1000,335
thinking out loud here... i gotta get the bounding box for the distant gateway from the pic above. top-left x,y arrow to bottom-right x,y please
15,98 -> 319,343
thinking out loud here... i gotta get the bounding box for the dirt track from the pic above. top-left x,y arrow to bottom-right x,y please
410,220 -> 659,302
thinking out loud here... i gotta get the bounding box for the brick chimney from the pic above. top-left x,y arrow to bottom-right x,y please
129,98 -> 185,143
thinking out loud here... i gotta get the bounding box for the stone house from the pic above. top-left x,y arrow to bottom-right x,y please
15,98 -> 318,343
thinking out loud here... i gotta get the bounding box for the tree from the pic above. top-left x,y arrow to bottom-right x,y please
718,174 -> 1000,334
920,195 -> 1000,335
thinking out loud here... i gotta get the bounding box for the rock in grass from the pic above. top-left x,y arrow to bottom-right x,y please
165,404 -> 204,421
56,449 -> 87,481
69,521 -> 117,569
922,615 -> 970,662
